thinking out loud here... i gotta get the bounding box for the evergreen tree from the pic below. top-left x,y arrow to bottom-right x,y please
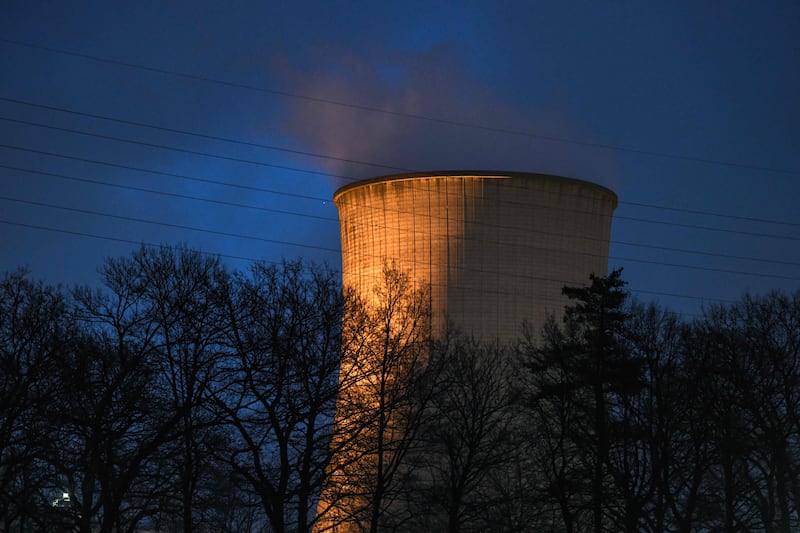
527,269 -> 643,532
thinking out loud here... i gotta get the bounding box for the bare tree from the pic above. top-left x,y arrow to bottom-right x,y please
407,333 -> 522,532
611,301 -> 691,532
48,330 -> 172,533
36,245 -> 234,533
7,249 -> 800,532
688,291 -> 800,532
213,260 -> 345,533
0,271 -> 70,532
105,246 -> 231,533
523,316 -> 592,533
318,264 -> 438,533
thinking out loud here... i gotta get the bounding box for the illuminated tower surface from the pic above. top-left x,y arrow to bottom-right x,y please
335,171 -> 618,342
316,172 -> 617,532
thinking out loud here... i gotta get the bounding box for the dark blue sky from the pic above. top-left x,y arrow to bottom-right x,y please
1,1 -> 798,319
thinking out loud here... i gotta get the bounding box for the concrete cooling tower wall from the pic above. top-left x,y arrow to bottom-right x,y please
316,171 -> 617,532
334,171 -> 618,343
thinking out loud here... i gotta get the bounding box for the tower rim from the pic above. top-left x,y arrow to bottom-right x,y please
332,170 -> 618,209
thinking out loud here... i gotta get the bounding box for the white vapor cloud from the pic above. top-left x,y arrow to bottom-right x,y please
274,43 -> 622,191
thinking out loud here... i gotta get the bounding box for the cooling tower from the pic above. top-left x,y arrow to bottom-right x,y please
316,171 -> 617,532
335,171 -> 618,342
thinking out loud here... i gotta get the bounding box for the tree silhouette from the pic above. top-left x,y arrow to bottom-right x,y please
407,334 -> 522,532
526,269 -> 642,532
0,271 -> 70,531
318,264 -> 438,533
3,252 -> 800,532
213,260 -> 345,533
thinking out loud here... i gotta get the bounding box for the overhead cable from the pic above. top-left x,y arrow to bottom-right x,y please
1,38 -> 798,177
3,117 -> 799,242
2,95 -> 799,228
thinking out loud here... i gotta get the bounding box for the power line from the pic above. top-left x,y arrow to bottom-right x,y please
0,96 -> 406,173
0,144 -> 326,202
0,157 -> 800,267
0,217 -> 561,310
0,195 -> 340,255
0,217 -> 735,310
0,218 -> 267,266
619,199 -> 800,228
3,194 -> 798,284
4,117 -> 800,243
0,214 -> 712,324
0,164 -> 336,223
6,160 -> 800,279
611,240 -> 800,268
0,41 -> 787,320
3,95 -> 799,228
0,161 -> 800,273
0,116 -> 350,181
2,38 -> 798,177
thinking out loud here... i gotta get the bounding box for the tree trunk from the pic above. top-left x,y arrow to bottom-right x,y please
723,449 -> 735,533
593,382 -> 606,533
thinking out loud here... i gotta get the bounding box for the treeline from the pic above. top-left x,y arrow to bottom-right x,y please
1,247 -> 799,532
520,271 -> 800,533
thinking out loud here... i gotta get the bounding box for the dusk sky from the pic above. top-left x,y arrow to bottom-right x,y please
1,1 -> 798,320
